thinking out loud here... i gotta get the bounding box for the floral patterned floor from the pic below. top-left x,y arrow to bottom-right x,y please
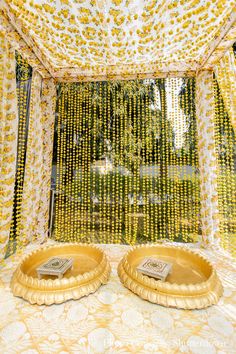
0,242 -> 236,354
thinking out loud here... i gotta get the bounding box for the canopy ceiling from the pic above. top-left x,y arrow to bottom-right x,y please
2,0 -> 236,79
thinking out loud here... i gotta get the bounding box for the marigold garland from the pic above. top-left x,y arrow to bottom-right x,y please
214,77 -> 236,256
8,52 -> 32,254
53,79 -> 201,244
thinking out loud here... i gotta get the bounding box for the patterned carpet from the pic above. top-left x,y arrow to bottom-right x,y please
0,242 -> 235,354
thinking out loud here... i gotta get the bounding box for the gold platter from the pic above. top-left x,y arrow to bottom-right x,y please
11,243 -> 111,305
117,244 -> 223,309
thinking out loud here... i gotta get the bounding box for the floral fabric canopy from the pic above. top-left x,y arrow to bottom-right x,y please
2,0 -> 236,78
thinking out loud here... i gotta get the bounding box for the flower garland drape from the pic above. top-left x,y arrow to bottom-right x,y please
212,48 -> 236,256
0,34 -> 18,260
214,48 -> 236,134
53,79 -> 201,245
20,72 -> 56,245
8,53 -> 32,256
213,77 -> 236,256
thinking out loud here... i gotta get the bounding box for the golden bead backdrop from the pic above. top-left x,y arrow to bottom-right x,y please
53,78 -> 201,244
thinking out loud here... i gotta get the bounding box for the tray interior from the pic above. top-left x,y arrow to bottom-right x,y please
128,247 -> 211,285
134,255 -> 207,284
21,245 -> 102,280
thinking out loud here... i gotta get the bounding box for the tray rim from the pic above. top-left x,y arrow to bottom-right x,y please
117,243 -> 223,309
10,243 -> 111,305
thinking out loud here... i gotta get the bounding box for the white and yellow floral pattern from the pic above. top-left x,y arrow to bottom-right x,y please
0,11 -> 51,78
0,242 -> 236,353
1,0 -> 236,79
0,0 -> 235,254
0,34 -> 18,261
214,48 -> 236,134
203,14 -> 236,69
20,72 -> 43,244
196,71 -> 220,247
21,72 -> 56,244
36,78 -> 56,241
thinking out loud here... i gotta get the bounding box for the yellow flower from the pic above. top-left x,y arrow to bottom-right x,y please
42,4 -> 55,14
61,9 -> 69,18
112,0 -> 123,5
78,16 -> 89,24
6,113 -> 15,121
114,16 -> 125,26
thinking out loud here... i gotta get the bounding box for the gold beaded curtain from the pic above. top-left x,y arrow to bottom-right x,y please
214,77 -> 236,256
8,52 -> 32,255
53,78 -> 201,244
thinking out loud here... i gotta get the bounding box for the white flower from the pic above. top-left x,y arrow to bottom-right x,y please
42,304 -> 64,320
121,309 -> 143,328
38,339 -> 63,353
67,303 -> 88,322
223,288 -> 232,297
98,290 -> 117,304
186,335 -> 216,354
0,321 -> 26,342
208,315 -> 234,336
0,321 -> 32,353
0,296 -> 16,317
150,310 -> 173,329
88,328 -> 114,353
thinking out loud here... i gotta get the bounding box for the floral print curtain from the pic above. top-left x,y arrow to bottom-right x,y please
20,72 -> 56,244
0,34 -> 18,260
214,48 -> 236,134
196,70 -> 220,247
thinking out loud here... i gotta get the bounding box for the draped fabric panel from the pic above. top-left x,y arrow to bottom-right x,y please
214,48 -> 236,134
20,72 -> 42,245
36,78 -> 56,241
196,70 -> 220,247
0,34 -> 18,260
3,0 -> 236,78
20,73 -> 56,244
0,11 -> 51,79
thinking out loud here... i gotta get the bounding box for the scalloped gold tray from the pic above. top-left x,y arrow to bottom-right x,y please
118,244 -> 223,309
11,243 -> 111,305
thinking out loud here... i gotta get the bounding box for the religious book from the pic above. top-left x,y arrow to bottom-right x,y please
136,257 -> 172,281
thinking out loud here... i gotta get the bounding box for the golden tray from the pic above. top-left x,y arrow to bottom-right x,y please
117,244 -> 223,309
11,243 -> 111,305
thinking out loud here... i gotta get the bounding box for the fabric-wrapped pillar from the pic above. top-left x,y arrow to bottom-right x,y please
20,72 -> 56,244
0,34 -> 18,260
196,70 -> 220,247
